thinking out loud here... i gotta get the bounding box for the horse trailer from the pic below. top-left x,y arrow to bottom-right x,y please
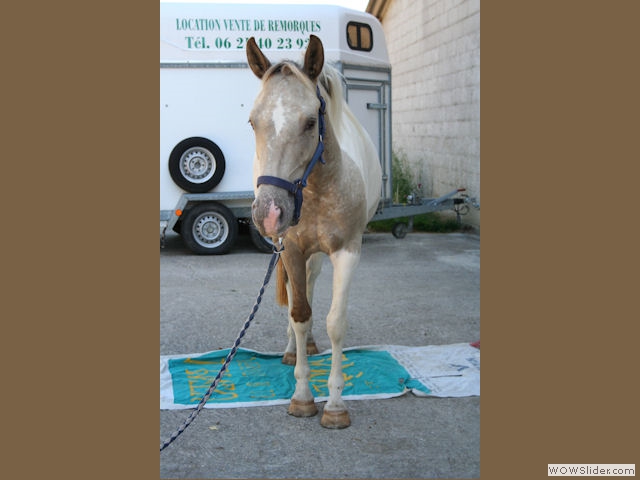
160,2 -> 475,254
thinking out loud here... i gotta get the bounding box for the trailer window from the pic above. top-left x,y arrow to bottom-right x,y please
346,22 -> 373,52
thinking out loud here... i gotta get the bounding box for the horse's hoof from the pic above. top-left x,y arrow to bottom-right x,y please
282,352 -> 296,365
320,409 -> 351,429
288,399 -> 318,417
306,342 -> 319,355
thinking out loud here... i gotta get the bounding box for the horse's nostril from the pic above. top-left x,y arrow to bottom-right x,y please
263,201 -> 283,236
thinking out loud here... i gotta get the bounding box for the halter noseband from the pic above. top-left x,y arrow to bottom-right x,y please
256,85 -> 326,226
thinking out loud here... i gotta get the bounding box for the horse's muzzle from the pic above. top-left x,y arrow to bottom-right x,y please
252,186 -> 295,237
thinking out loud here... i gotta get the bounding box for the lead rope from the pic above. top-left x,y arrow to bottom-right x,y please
160,240 -> 284,452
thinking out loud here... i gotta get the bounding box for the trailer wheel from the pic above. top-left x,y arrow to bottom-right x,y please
249,224 -> 275,253
392,222 -> 408,239
181,203 -> 238,254
169,137 -> 226,193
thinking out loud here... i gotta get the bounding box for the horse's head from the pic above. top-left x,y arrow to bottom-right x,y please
246,35 -> 325,238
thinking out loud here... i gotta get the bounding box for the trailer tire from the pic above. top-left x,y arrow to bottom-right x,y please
249,224 -> 275,253
181,203 -> 238,254
169,137 -> 226,193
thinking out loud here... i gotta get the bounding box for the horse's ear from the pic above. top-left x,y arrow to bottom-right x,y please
302,35 -> 324,82
246,37 -> 271,79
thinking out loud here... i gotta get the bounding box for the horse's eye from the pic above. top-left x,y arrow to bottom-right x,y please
248,119 -> 255,130
304,118 -> 316,132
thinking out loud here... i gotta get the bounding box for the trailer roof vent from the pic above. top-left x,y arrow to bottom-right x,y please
346,21 -> 373,52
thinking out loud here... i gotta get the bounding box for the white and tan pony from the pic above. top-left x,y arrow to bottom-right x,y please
247,35 -> 382,428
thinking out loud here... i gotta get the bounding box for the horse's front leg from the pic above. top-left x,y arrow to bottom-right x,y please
321,248 -> 360,429
282,253 -> 323,365
282,251 -> 318,417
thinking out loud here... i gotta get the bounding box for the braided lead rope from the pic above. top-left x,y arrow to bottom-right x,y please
160,241 -> 284,452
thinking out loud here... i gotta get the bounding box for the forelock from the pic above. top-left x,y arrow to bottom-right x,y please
262,61 -> 314,89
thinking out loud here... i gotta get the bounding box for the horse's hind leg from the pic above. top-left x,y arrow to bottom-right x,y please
282,322 -> 297,365
282,253 -> 323,365
321,248 -> 360,429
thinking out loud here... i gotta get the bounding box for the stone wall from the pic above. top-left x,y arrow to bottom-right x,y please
375,0 -> 480,227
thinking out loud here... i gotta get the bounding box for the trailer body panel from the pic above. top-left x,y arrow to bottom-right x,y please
160,3 -> 395,252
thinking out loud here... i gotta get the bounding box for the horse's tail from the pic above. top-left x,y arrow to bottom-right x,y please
275,259 -> 288,306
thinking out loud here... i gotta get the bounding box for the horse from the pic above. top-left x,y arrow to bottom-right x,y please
246,35 -> 382,428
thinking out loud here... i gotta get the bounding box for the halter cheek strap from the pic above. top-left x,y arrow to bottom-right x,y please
256,85 -> 326,226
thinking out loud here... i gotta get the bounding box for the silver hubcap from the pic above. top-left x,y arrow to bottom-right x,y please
180,147 -> 216,183
193,213 -> 228,248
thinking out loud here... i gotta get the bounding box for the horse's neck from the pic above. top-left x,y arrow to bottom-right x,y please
307,118 -> 343,188
309,93 -> 382,222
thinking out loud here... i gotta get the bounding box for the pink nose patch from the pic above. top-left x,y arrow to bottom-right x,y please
263,201 -> 281,236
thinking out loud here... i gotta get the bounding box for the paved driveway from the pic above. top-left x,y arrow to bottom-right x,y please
160,231 -> 480,478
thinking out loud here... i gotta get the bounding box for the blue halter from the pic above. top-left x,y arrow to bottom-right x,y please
256,85 -> 326,226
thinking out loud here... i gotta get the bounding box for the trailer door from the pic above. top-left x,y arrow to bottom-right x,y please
344,67 -> 392,204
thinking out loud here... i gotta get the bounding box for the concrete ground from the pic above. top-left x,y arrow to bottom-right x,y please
160,229 -> 480,478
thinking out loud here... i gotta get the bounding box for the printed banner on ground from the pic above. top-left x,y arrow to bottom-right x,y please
160,343 -> 479,410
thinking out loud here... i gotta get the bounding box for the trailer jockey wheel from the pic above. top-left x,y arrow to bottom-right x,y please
392,222 -> 408,239
181,202 -> 238,254
169,137 -> 226,193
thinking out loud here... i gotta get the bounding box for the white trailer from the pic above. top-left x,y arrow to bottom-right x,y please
160,2 -> 393,253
